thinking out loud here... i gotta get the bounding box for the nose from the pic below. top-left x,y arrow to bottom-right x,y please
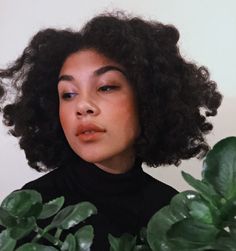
76,98 -> 99,117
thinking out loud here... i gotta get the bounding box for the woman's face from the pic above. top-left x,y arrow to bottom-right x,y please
58,49 -> 140,173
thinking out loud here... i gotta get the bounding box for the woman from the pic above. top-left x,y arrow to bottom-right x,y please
0,12 -> 222,250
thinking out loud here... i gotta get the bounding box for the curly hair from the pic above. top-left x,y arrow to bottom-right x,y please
0,12 -> 222,171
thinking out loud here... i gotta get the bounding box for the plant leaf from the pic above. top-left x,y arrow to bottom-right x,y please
146,191 -> 201,251
133,245 -> 151,251
38,196 -> 65,219
220,195 -> 236,222
15,243 -> 58,251
169,190 -> 199,219
228,220 -> 236,237
189,200 -> 214,224
202,136 -> 236,200
147,206 -> 176,251
0,207 -> 17,228
1,190 -> 42,218
182,171 -> 220,209
0,230 -> 16,251
167,218 -> 220,244
61,233 -> 76,251
210,236 -> 236,251
48,202 -> 97,230
8,217 -> 36,240
108,233 -> 137,251
74,225 -> 94,251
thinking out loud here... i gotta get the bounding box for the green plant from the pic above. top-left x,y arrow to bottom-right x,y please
108,137 -> 236,251
0,190 -> 97,251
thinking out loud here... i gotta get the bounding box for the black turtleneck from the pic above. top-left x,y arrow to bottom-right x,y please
21,158 -> 177,250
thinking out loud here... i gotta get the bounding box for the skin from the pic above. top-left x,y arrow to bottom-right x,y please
58,49 -> 140,174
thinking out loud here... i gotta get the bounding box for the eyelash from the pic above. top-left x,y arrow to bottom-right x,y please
98,85 -> 120,92
60,85 -> 120,100
61,92 -> 77,100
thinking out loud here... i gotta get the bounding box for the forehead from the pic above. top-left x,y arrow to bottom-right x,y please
58,49 -> 128,85
60,49 -> 123,74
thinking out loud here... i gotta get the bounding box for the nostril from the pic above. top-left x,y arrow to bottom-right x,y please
76,109 -> 94,116
87,109 -> 94,114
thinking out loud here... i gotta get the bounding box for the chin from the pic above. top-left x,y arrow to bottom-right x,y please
76,153 -> 107,164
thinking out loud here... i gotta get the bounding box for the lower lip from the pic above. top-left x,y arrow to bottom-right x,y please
78,131 -> 104,142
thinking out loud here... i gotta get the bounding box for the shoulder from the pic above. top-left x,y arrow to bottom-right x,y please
135,170 -> 178,224
141,171 -> 178,206
143,171 -> 178,195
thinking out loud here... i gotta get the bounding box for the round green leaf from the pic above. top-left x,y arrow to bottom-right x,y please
49,202 -> 97,230
169,191 -> 199,220
16,243 -> 58,251
75,225 -> 94,251
38,196 -> 64,219
1,190 -> 42,218
189,200 -> 214,224
211,236 -> 236,251
0,207 -> 17,227
147,192 -> 201,251
203,136 -> 236,200
147,206 -> 176,251
61,233 -> 76,251
8,217 -> 36,240
0,230 -> 16,251
167,218 -> 220,244
168,238 -> 211,250
220,196 -> 236,222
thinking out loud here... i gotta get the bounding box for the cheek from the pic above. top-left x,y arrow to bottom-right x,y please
59,107 -> 66,129
59,105 -> 73,134
124,95 -> 140,133
111,97 -> 140,139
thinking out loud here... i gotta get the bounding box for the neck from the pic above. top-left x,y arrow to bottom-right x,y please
94,151 -> 136,174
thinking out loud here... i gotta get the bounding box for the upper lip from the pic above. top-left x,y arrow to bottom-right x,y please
76,123 -> 105,135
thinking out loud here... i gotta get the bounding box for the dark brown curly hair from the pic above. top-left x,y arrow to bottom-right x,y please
0,12 -> 222,171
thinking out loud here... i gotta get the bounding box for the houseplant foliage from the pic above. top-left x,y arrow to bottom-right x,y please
1,136 -> 236,250
108,136 -> 236,251
0,190 -> 97,251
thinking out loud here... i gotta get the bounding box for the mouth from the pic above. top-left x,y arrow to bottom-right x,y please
76,124 -> 105,141
82,130 -> 96,134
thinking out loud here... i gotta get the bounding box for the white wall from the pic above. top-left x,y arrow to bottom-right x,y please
0,0 -> 236,201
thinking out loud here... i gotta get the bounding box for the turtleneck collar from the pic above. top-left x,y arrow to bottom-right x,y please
65,158 -> 145,196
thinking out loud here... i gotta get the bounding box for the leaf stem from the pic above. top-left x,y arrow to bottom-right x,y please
32,226 -> 63,246
55,228 -> 62,240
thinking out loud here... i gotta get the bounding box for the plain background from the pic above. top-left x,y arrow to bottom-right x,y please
0,0 -> 235,201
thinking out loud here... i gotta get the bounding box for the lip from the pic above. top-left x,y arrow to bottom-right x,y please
76,123 -> 106,142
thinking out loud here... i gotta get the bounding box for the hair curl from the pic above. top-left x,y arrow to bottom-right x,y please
0,12 -> 222,171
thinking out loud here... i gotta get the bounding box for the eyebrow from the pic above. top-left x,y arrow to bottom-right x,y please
94,65 -> 127,77
58,75 -> 74,82
58,65 -> 127,83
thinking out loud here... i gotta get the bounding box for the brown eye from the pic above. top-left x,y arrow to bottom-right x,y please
98,85 -> 120,92
61,92 -> 77,100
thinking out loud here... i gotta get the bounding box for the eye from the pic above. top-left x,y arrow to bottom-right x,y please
61,92 -> 77,100
98,85 -> 120,92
